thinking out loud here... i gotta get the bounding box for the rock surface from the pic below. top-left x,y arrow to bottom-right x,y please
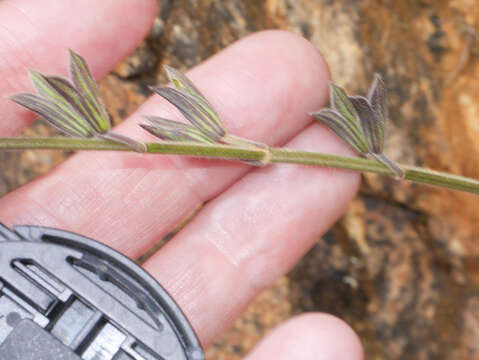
1,0 -> 479,359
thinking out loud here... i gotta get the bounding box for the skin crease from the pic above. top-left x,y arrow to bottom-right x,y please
0,1 -> 364,359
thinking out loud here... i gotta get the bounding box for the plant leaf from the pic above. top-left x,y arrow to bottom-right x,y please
370,152 -> 404,178
10,93 -> 94,137
163,65 -> 225,134
348,96 -> 384,153
312,109 -> 369,154
97,132 -> 146,153
29,70 -> 73,111
46,76 -> 106,134
28,70 -> 94,133
330,82 -> 359,120
68,49 -> 110,133
163,65 -> 204,100
151,86 -> 226,141
367,73 -> 387,126
329,82 -> 365,144
140,116 -> 215,143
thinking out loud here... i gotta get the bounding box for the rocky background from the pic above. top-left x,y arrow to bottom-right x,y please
1,0 -> 479,359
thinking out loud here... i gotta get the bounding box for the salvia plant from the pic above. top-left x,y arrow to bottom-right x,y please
312,75 -> 404,178
2,50 -> 479,195
11,50 -> 146,153
142,65 -> 269,165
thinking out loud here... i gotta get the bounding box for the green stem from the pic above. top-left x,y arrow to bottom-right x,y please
1,137 -> 479,195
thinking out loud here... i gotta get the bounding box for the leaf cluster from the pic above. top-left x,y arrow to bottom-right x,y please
10,50 -> 401,175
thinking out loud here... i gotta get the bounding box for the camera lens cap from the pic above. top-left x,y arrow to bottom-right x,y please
0,223 -> 204,360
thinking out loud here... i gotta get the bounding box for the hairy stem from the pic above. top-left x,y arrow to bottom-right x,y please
1,137 -> 479,195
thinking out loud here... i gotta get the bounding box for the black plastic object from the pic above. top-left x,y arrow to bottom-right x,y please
0,223 -> 204,360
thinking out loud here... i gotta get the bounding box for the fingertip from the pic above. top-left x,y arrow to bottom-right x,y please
74,0 -> 157,76
232,29 -> 331,108
303,313 -> 363,359
122,0 -> 158,45
246,313 -> 363,360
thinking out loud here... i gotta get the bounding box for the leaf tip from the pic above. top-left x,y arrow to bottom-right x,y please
68,48 -> 84,67
8,93 -> 34,106
162,64 -> 175,74
26,68 -> 41,77
68,48 -> 81,59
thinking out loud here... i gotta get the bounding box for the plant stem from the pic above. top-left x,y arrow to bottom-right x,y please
1,137 -> 479,195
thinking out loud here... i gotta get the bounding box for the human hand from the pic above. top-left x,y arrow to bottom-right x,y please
0,1 -> 363,359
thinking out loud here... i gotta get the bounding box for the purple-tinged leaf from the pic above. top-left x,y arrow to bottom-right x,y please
312,109 -> 368,154
163,65 -> 204,100
28,70 -> 93,133
69,49 -> 110,133
140,116 -> 215,143
163,65 -> 225,135
348,96 -> 384,153
330,82 -> 359,123
367,73 -> 387,126
97,132 -> 146,153
29,70 -> 71,110
328,82 -> 366,144
10,93 -> 93,138
151,86 -> 226,141
370,152 -> 404,178
46,76 -> 102,134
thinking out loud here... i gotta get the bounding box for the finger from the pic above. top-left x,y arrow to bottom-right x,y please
144,123 -> 360,344
0,30 -> 331,259
0,0 -> 156,135
244,313 -> 363,360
